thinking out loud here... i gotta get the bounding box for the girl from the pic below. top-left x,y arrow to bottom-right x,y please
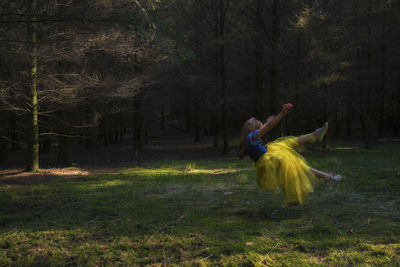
239,103 -> 342,206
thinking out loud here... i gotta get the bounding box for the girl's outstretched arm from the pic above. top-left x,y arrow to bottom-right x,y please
258,104 -> 292,138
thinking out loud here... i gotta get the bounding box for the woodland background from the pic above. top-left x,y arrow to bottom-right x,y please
0,0 -> 399,171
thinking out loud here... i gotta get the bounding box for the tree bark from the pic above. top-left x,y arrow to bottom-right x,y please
322,85 -> 328,150
133,94 -> 143,157
193,94 -> 200,142
9,111 -> 20,150
26,0 -> 39,172
268,0 -> 280,116
354,0 -> 371,148
293,34 -> 301,134
160,103 -> 165,129
185,95 -> 191,134
334,87 -> 340,138
363,0 -> 372,148
378,21 -> 386,139
395,84 -> 400,137
216,0 -> 229,153
213,113 -> 219,148
254,0 -> 265,120
0,113 -> 8,162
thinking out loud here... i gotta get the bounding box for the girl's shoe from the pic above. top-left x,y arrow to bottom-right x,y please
315,122 -> 329,141
329,173 -> 342,182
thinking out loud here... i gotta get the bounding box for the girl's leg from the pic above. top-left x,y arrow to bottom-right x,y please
310,167 -> 330,181
297,122 -> 329,145
310,167 -> 342,182
297,132 -> 317,145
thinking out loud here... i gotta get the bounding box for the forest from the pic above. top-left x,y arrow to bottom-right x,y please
0,1 -> 400,266
0,0 -> 399,171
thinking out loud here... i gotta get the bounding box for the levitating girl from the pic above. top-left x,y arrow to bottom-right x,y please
239,103 -> 342,206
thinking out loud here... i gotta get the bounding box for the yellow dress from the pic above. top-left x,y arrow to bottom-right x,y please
254,136 -> 316,206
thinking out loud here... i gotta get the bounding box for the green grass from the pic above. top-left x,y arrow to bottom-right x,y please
0,145 -> 399,266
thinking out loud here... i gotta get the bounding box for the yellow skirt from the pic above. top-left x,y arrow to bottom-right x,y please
255,136 -> 316,206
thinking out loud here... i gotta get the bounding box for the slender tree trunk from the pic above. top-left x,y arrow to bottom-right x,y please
114,114 -> 120,144
293,34 -> 301,134
213,113 -> 219,148
395,84 -> 400,137
334,87 -> 340,138
216,0 -> 229,153
0,138 -> 7,163
144,124 -> 148,145
213,0 -> 219,148
194,94 -> 200,142
346,100 -> 353,137
9,111 -> 20,150
378,21 -> 386,139
254,0 -> 265,119
103,108 -> 109,147
0,114 -> 8,162
118,116 -> 124,143
364,0 -> 372,148
160,103 -> 165,129
353,0 -> 371,148
268,0 -> 280,116
27,0 -> 39,172
322,85 -> 328,150
185,95 -> 191,134
133,94 -> 143,157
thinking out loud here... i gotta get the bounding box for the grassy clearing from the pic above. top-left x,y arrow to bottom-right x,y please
0,144 -> 399,266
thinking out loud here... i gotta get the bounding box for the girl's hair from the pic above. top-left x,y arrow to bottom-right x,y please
239,117 -> 262,159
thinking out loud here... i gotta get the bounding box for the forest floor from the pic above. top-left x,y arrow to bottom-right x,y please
0,135 -> 399,266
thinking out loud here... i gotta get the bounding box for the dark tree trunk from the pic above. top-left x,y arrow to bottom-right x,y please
293,34 -> 301,134
346,101 -> 353,137
378,21 -> 386,139
160,103 -> 165,129
194,94 -> 200,143
0,114 -> 8,162
395,84 -> 400,137
144,124 -> 148,145
268,0 -> 280,116
213,113 -> 219,148
9,111 -> 20,150
185,95 -> 191,134
26,0 -> 39,172
216,0 -> 229,153
119,117 -> 124,142
103,111 -> 109,147
254,0 -> 265,120
354,0 -> 371,148
334,87 -> 340,138
0,139 -> 8,163
133,94 -> 143,157
322,85 -> 328,150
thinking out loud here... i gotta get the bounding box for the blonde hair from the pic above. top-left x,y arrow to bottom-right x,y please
239,117 -> 262,159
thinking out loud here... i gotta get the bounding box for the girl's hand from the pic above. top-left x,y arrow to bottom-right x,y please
280,103 -> 293,115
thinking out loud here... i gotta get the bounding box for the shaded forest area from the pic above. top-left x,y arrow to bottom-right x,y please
1,0 -> 399,172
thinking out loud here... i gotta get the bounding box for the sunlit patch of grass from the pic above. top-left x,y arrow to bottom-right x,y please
120,167 -> 183,176
120,165 -> 244,178
335,146 -> 359,150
